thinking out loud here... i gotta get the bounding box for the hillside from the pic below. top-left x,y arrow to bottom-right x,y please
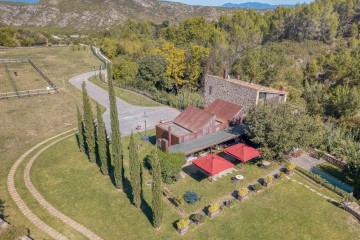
0,0 -> 233,29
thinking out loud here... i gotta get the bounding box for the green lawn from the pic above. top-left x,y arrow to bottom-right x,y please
29,133 -> 360,240
0,46 -> 102,239
89,77 -> 161,107
167,161 -> 280,214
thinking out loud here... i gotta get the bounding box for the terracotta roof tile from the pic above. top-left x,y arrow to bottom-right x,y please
174,106 -> 215,133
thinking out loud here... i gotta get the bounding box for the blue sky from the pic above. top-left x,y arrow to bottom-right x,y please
168,0 -> 314,6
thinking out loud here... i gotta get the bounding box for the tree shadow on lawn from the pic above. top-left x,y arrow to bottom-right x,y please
182,165 -> 207,182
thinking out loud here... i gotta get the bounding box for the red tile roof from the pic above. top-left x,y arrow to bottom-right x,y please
205,99 -> 243,123
224,143 -> 261,162
192,154 -> 234,176
174,105 -> 215,133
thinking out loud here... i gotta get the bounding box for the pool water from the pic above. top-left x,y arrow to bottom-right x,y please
310,167 -> 353,193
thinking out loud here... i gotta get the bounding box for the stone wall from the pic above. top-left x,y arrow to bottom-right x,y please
313,149 -> 348,169
204,75 -> 258,111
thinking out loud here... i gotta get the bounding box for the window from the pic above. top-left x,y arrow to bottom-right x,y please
209,86 -> 213,95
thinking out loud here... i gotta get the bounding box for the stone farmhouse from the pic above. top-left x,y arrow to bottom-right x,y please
204,72 -> 288,111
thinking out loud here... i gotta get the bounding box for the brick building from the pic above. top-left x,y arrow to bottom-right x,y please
156,99 -> 243,151
204,73 -> 288,111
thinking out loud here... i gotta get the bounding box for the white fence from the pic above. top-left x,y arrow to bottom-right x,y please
0,87 -> 58,100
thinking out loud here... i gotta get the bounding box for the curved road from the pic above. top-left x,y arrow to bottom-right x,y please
69,71 -> 180,136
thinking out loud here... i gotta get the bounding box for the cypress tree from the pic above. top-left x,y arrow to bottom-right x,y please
108,68 -> 123,189
76,106 -> 85,152
96,104 -> 109,175
151,147 -> 163,228
129,132 -> 141,208
354,168 -> 360,199
82,82 -> 96,162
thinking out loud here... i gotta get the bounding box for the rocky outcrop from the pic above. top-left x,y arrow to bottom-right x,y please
0,0 -> 233,29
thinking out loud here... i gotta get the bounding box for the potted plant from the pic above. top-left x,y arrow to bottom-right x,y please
263,175 -> 274,187
228,199 -> 236,208
238,188 -> 249,201
207,203 -> 221,218
286,163 -> 296,175
173,196 -> 185,207
190,213 -> 205,225
176,218 -> 190,235
252,183 -> 263,193
277,172 -> 286,180
183,191 -> 201,205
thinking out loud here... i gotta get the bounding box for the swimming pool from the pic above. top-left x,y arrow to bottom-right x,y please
310,167 -> 353,193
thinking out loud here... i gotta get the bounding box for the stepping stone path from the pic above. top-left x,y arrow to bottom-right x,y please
8,129 -> 103,240
286,176 -> 337,203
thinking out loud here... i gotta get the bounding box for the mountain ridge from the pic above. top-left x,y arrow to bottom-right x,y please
222,2 -> 295,9
0,0 -> 234,29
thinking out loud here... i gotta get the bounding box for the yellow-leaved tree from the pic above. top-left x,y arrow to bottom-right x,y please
156,42 -> 186,89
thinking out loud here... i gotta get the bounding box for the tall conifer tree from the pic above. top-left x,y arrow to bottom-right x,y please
82,82 -> 96,162
129,132 -> 141,208
96,104 -> 109,175
151,147 -> 163,228
76,106 -> 85,152
108,67 -> 123,189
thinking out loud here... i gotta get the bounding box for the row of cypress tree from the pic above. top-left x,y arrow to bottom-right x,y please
76,68 -> 163,228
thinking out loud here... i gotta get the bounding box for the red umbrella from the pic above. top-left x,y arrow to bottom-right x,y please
224,143 -> 261,162
192,154 -> 234,176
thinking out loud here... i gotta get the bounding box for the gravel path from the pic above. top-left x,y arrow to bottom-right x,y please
69,71 -> 180,136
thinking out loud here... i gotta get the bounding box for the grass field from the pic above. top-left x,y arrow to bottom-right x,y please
89,77 -> 161,107
0,64 -> 14,92
6,62 -> 49,91
0,46 -> 102,239
28,134 -> 360,240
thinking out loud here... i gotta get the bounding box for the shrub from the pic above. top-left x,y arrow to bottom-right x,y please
176,219 -> 190,230
158,151 -> 185,184
316,151 -> 326,159
252,183 -> 263,192
173,196 -> 185,206
238,188 -> 249,197
292,150 -> 303,158
208,203 -> 220,213
183,191 -> 201,204
190,213 -> 205,224
286,163 -> 296,172
228,199 -> 237,207
278,172 -> 286,179
264,175 -> 274,183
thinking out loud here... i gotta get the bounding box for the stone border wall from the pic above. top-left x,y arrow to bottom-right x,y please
313,149 -> 347,169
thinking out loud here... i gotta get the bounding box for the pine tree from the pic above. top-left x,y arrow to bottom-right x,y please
129,132 -> 141,208
151,147 -> 163,228
354,168 -> 360,199
76,106 -> 85,152
96,104 -> 109,175
108,70 -> 123,189
82,82 -> 96,162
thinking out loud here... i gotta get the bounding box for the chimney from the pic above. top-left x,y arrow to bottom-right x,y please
237,75 -> 240,80
223,69 -> 228,79
168,126 -> 172,147
279,86 -> 285,91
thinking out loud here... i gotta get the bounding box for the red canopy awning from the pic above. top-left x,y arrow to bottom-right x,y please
192,154 -> 234,176
224,143 -> 261,162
